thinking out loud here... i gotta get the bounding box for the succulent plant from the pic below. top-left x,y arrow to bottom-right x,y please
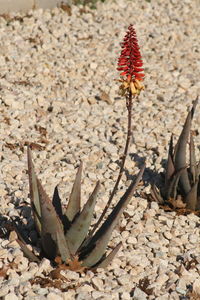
151,98 -> 200,211
9,24 -> 146,271
14,146 -> 144,269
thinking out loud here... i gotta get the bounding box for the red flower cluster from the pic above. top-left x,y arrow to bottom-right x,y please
117,25 -> 144,83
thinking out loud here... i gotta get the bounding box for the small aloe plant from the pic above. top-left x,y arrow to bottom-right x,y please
12,24 -> 145,271
151,98 -> 200,211
15,146 -> 144,269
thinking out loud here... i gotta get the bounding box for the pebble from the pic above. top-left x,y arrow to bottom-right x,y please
4,293 -> 19,300
156,274 -> 169,286
193,278 -> 200,295
0,286 -> 9,297
133,287 -> 147,300
47,293 -> 63,300
91,277 -> 104,290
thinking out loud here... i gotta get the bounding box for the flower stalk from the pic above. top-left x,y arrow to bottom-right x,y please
90,25 -> 144,235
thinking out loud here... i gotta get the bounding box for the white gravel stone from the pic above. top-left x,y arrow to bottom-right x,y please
0,286 -> 9,297
47,293 -> 63,300
193,278 -> 200,295
4,293 -> 19,300
133,287 -> 147,300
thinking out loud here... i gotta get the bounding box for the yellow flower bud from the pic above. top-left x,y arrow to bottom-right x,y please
130,81 -> 137,95
134,79 -> 144,91
123,81 -> 130,89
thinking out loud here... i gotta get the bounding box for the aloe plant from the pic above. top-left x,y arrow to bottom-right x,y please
151,98 -> 200,211
15,146 -> 144,269
12,24 -> 145,270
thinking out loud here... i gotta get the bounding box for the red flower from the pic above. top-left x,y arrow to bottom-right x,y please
117,25 -> 144,82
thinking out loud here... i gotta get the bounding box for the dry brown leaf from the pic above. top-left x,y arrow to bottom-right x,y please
30,276 -> 65,290
186,291 -> 200,300
55,256 -> 62,265
12,80 -> 32,86
5,142 -> 18,150
24,141 -> 45,151
37,137 -> 49,145
99,90 -> 112,105
66,255 -> 86,273
168,196 -> 186,209
0,261 -> 17,278
49,268 -> 68,281
50,255 -> 86,281
138,277 -> 154,296
30,275 -> 81,291
35,125 -> 47,137
60,3 -> 72,16
54,255 -> 86,273
0,267 -> 8,278
3,116 -> 10,125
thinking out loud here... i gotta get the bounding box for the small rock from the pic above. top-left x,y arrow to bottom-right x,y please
178,76 -> 191,89
47,292 -> 63,300
188,234 -> 198,244
192,278 -> 200,295
91,277 -> 104,290
87,96 -> 96,105
4,293 -> 19,300
90,62 -> 98,70
163,231 -> 172,240
0,286 -> 9,297
120,291 -> 131,300
156,274 -> 169,286
63,290 -> 76,300
133,287 -> 147,300
62,270 -> 79,281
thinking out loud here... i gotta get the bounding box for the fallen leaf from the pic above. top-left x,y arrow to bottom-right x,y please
138,277 -> 154,296
99,91 -> 112,105
0,267 -> 8,278
66,255 -> 86,273
168,196 -> 186,209
60,3 -> 72,16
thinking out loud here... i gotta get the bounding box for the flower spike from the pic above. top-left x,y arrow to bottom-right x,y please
117,24 -> 144,95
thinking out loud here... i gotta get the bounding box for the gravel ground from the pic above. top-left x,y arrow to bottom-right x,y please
0,0 -> 200,299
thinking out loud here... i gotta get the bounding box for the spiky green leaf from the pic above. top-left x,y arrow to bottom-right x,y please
196,162 -> 200,210
36,178 -> 71,261
65,162 -> 82,222
66,181 -> 100,255
52,186 -> 63,221
163,168 -> 185,200
165,135 -> 175,186
174,113 -> 191,194
189,133 -> 196,184
27,147 -> 41,234
56,231 -> 72,262
151,184 -> 164,204
81,165 -> 145,267
174,99 -> 197,195
53,187 -> 71,233
185,182 -> 198,210
94,242 -> 122,269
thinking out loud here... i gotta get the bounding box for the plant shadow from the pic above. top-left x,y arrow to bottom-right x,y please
114,152 -> 166,190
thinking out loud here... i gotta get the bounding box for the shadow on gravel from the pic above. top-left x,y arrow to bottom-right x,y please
114,152 -> 165,190
0,215 -> 11,239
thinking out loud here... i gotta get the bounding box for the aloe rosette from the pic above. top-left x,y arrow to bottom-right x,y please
15,147 -> 144,269
151,98 -> 200,211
